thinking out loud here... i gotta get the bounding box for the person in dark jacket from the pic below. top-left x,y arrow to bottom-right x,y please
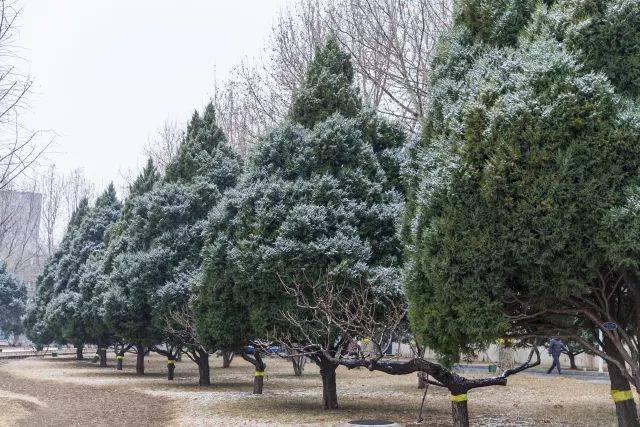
547,338 -> 566,374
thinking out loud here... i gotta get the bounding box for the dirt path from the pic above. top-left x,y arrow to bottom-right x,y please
0,359 -> 172,426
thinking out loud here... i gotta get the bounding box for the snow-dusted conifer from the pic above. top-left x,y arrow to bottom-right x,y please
197,38 -> 405,408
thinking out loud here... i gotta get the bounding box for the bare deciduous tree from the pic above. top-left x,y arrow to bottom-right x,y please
328,0 -> 452,123
62,168 -> 94,221
143,119 -> 183,173
0,181 -> 41,282
38,164 -> 63,258
280,272 -> 540,426
164,306 -> 211,386
0,0 -> 50,190
212,0 -> 452,155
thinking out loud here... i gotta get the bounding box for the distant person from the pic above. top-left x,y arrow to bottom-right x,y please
547,338 -> 566,374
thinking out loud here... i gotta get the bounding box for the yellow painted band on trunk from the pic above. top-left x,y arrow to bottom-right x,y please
116,356 -> 124,360
255,371 -> 265,377
451,394 -> 468,402
612,390 -> 634,402
167,360 -> 175,365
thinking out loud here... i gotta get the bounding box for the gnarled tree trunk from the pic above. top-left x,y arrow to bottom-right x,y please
135,344 -> 145,375
568,352 -> 578,370
604,337 -> 640,427
115,344 -> 132,370
76,345 -> 83,360
241,350 -> 266,394
253,353 -> 266,394
318,359 -> 339,409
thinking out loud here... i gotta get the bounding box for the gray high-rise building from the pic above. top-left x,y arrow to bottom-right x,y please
0,190 -> 43,297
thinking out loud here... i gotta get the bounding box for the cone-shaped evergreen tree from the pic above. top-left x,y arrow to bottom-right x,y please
289,38 -> 362,128
130,158 -> 160,198
25,198 -> 91,347
197,39 -> 405,408
404,0 -> 640,424
0,261 -> 26,339
150,103 -> 241,384
101,161 -> 162,372
104,106 -> 241,379
28,186 -> 121,355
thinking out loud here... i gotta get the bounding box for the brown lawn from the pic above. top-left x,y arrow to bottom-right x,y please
0,353 -> 619,426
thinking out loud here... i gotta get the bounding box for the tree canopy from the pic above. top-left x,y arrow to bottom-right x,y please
25,186 -> 121,350
102,104 -> 241,377
404,0 -> 640,365
196,38 -> 406,407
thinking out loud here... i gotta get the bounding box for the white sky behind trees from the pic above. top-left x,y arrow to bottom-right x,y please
17,0 -> 286,190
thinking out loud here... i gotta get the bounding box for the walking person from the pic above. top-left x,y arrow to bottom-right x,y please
547,337 -> 566,374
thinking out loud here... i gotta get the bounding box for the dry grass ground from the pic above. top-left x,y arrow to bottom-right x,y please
0,353 -> 621,426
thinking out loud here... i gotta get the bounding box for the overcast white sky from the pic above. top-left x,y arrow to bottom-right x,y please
18,0 -> 286,190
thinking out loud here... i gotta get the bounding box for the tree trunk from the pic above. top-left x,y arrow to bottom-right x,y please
252,353 -> 266,395
99,347 -> 107,367
135,344 -> 145,375
254,370 -> 265,394
197,352 -> 210,386
167,358 -> 175,381
604,336 -> 640,427
568,353 -> 578,370
292,355 -> 306,376
286,345 -> 306,376
418,371 -> 428,389
451,398 -> 470,427
319,360 -> 339,409
222,351 -> 234,368
76,345 -> 83,360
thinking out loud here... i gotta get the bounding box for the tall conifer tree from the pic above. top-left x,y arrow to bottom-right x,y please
197,38 -> 405,408
404,1 -> 640,424
25,199 -> 90,348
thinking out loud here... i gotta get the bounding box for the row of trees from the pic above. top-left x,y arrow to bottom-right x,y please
23,0 -> 640,426
24,37 -> 540,427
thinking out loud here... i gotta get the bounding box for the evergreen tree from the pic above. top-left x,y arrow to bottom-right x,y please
289,38 -> 362,127
43,185 -> 121,359
102,160 -> 162,374
25,199 -> 90,348
196,38 -> 405,408
404,0 -> 640,424
104,105 -> 241,381
151,103 -> 242,384
0,261 -> 26,341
